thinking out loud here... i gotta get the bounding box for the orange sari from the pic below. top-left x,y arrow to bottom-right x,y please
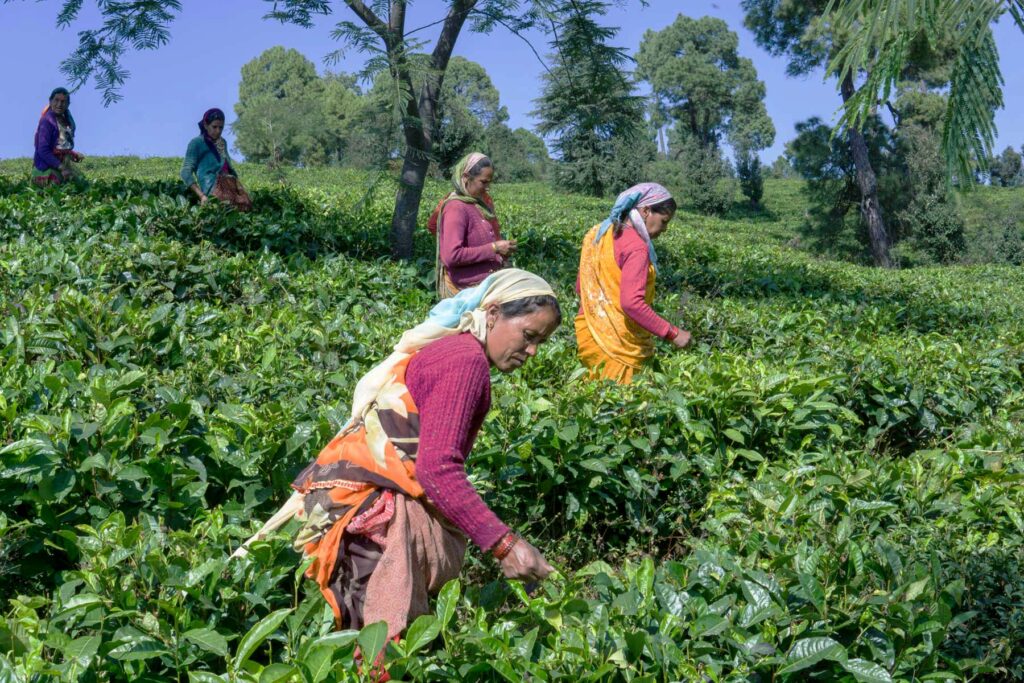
290,355 -> 465,634
576,225 -> 657,384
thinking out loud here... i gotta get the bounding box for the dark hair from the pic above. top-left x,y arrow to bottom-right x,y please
49,87 -> 70,102
202,108 -> 226,124
648,197 -> 677,215
466,157 -> 493,178
618,197 -> 677,222
498,295 -> 562,327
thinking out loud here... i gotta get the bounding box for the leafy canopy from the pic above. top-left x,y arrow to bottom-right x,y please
532,0 -> 650,197
636,14 -> 775,154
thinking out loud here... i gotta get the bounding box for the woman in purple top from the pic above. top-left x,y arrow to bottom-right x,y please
32,88 -> 85,187
431,152 -> 517,299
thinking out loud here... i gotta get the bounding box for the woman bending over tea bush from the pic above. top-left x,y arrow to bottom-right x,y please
180,108 -> 252,211
576,182 -> 691,383
236,270 -> 558,653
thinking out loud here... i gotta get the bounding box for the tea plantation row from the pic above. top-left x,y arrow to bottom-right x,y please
0,158 -> 1022,681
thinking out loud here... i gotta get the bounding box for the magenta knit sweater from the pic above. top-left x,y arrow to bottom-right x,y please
439,200 -> 505,288
407,333 -> 510,550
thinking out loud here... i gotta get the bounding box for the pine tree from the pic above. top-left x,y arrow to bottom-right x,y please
736,152 -> 764,206
533,0 -> 651,197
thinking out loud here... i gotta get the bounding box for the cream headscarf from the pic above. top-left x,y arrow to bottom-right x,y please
350,268 -> 554,423
232,268 -> 556,557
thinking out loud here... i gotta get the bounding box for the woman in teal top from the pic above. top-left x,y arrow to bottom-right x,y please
180,108 -> 251,210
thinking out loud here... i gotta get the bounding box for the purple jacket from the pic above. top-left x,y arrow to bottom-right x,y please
34,110 -> 72,172
438,200 -> 505,288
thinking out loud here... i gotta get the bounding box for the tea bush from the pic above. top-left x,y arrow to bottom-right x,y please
1,158 -> 1022,681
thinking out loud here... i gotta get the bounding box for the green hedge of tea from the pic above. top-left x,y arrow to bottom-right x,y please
1,158 -> 1022,682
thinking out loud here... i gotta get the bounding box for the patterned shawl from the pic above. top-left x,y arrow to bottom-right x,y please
593,182 -> 673,274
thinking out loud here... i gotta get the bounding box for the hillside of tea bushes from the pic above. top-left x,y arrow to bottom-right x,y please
1,157 -> 1023,682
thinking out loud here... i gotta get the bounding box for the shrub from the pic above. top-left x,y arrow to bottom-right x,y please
736,151 -> 764,206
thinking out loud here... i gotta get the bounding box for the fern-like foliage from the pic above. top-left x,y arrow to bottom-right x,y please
825,0 -> 1024,183
47,0 -> 184,105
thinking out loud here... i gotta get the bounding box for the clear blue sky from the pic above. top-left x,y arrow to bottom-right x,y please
1,0 -> 1021,162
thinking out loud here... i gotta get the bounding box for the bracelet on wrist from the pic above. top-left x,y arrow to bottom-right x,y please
491,532 -> 520,561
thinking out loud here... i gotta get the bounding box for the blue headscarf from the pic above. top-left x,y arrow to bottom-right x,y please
425,272 -> 498,328
593,182 -> 673,274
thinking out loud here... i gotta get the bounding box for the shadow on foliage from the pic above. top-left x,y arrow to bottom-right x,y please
658,239 -> 1012,334
942,544 -> 1024,680
3,178 -> 396,261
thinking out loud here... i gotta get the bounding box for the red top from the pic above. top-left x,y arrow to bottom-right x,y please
577,227 -> 679,340
407,333 -> 509,550
439,200 -> 505,289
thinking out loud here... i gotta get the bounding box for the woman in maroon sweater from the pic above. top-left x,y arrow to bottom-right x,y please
430,152 -> 517,299
236,269 -> 559,651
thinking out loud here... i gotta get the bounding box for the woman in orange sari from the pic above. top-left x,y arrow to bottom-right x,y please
576,183 -> 691,383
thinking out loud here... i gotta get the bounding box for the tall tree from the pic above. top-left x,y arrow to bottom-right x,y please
44,0 -> 550,261
433,57 -> 508,175
327,0 -> 541,259
356,55 -> 509,176
743,0 -> 895,267
768,154 -> 798,179
990,146 -> 1023,187
533,0 -> 650,197
234,47 -> 325,166
824,0 -> 1023,183
636,15 -> 775,156
786,116 -> 898,260
483,124 -> 550,181
316,72 -> 366,166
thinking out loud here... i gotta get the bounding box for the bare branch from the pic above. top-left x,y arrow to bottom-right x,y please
469,7 -> 553,76
885,101 -> 901,129
405,13 -> 450,37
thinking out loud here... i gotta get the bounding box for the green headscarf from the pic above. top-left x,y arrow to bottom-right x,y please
449,152 -> 496,221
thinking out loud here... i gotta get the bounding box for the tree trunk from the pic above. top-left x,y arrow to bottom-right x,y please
391,152 -> 430,260
343,0 -> 474,260
841,73 -> 894,268
387,0 -> 474,260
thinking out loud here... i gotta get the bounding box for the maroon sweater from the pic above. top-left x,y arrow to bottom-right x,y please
407,333 -> 509,550
439,200 -> 504,288
577,228 -> 679,340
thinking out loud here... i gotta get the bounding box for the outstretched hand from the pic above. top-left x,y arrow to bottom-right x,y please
499,538 -> 554,582
671,329 -> 692,348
